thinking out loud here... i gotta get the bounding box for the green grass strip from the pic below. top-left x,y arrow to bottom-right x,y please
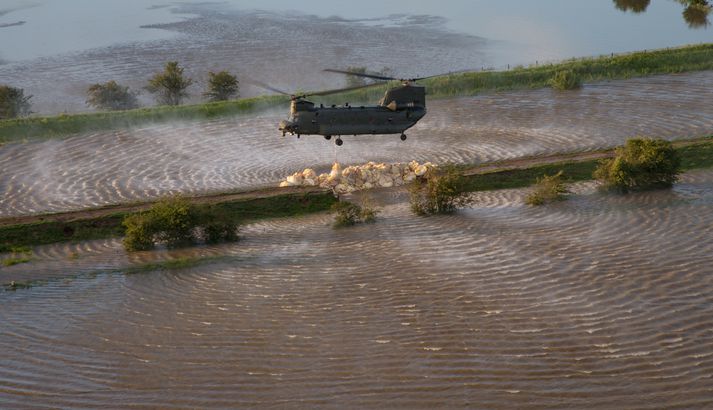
2,44 -> 713,143
460,137 -> 713,193
0,191 -> 337,253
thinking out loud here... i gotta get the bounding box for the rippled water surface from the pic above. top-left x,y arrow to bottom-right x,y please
2,72 -> 712,217
2,169 -> 713,408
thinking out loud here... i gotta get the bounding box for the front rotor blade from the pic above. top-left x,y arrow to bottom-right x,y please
323,68 -> 398,82
249,80 -> 292,96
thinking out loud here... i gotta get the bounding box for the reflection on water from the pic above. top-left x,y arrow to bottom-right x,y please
613,0 -> 711,28
2,170 -> 713,408
614,0 -> 651,13
682,1 -> 712,28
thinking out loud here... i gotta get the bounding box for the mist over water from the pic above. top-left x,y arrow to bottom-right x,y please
2,72 -> 712,217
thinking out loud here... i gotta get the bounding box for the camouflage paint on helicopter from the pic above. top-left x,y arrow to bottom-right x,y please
259,69 -> 432,146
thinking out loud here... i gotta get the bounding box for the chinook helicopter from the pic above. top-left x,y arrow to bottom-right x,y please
257,69 -> 437,146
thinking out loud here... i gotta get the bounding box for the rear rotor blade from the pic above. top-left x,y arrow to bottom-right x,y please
305,81 -> 387,97
323,68 -> 398,82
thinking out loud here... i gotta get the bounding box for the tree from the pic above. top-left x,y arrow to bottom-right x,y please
86,80 -> 139,111
146,61 -> 193,106
525,171 -> 569,205
409,165 -> 473,215
594,138 -> 681,193
122,198 -> 240,251
613,0 -> 650,13
204,71 -> 239,101
0,85 -> 32,119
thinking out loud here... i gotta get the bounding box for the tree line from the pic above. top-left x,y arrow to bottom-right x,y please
0,61 -> 238,119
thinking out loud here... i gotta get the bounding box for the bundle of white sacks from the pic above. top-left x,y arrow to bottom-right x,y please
279,161 -> 437,194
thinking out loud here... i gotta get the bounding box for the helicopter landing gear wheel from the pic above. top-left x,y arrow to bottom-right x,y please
324,135 -> 332,140
400,133 -> 407,141
335,138 -> 343,146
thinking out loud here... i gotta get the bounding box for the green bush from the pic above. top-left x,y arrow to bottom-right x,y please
204,71 -> 239,102
122,198 -> 243,251
409,165 -> 473,215
550,70 -> 582,90
525,171 -> 569,205
594,138 -> 681,193
149,197 -> 196,246
146,61 -> 193,106
332,200 -> 379,228
0,85 -> 32,119
86,80 -> 139,110
198,205 -> 239,243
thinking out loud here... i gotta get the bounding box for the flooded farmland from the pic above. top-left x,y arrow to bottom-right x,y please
2,1 -> 713,408
2,170 -> 713,408
2,71 -> 713,217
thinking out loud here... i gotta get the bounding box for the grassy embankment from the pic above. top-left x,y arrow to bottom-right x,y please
0,191 -> 336,253
460,136 -> 713,192
2,137 -> 712,254
2,44 -> 713,144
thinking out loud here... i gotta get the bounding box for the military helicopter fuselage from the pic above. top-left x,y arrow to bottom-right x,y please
279,82 -> 426,146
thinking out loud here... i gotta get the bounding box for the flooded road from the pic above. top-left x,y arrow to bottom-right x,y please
2,170 -> 713,408
2,71 -> 713,217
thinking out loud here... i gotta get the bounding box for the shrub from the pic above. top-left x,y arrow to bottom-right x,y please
86,81 -> 139,110
122,198 -> 243,251
332,200 -> 379,228
409,165 -> 472,215
0,85 -> 32,119
197,205 -> 239,243
146,198 -> 196,246
122,198 -> 196,250
594,138 -> 681,193
146,61 -> 193,106
204,71 -> 239,101
550,70 -> 582,90
525,171 -> 569,205
122,213 -> 157,251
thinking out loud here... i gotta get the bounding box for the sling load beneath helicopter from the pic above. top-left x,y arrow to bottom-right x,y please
255,68 -> 441,146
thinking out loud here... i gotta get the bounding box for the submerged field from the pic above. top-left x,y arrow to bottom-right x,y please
2,168 -> 713,408
2,44 -> 713,143
2,62 -> 713,406
2,71 -> 713,218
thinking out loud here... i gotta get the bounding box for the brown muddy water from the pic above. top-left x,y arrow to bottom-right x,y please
1,169 -> 713,408
2,71 -> 713,217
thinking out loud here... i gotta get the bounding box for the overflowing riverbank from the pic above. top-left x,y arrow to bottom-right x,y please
2,136 -> 711,257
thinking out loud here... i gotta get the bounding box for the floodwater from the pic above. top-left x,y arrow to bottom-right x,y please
2,170 -> 713,408
0,1 -> 711,114
2,2 -> 713,408
2,71 -> 713,217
